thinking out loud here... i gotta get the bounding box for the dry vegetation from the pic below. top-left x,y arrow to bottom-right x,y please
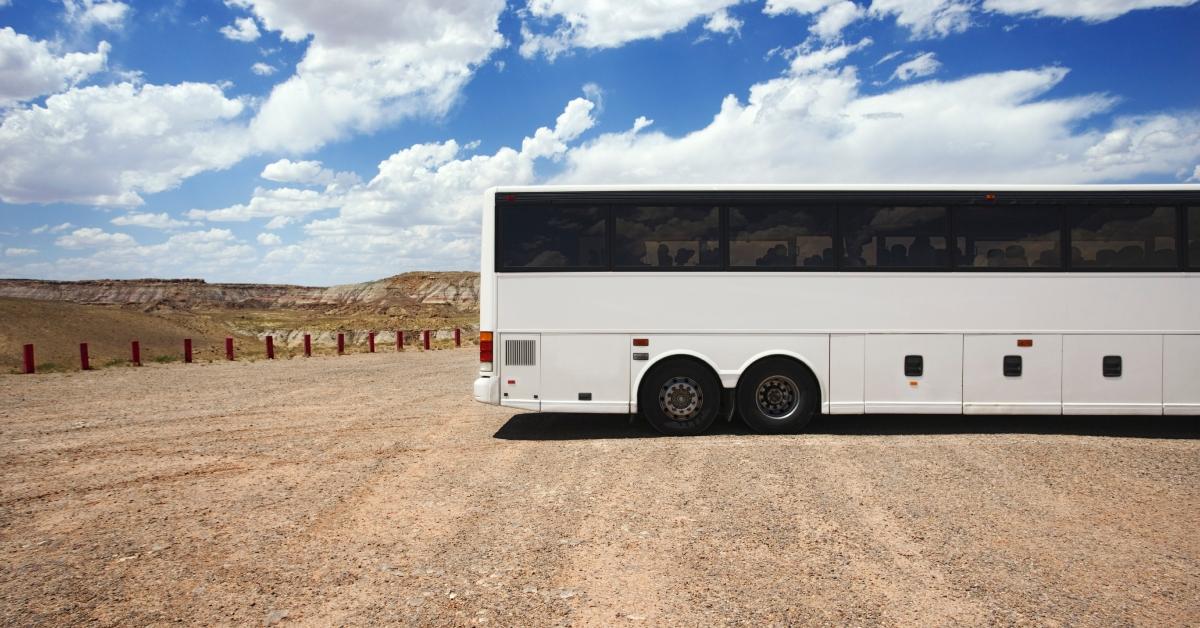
1,350 -> 1197,626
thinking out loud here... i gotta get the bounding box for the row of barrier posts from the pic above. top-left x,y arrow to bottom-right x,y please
18,329 -> 464,374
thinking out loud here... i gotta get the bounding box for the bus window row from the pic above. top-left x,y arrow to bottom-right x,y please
498,204 -> 1200,271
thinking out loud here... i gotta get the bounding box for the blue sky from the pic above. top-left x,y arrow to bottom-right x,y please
1,0 -> 1198,285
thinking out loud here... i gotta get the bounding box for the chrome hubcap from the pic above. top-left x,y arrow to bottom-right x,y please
659,377 -> 703,421
756,375 -> 800,420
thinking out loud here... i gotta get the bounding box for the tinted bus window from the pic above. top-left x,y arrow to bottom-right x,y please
1069,206 -> 1176,268
840,206 -> 949,269
728,206 -> 835,268
956,206 -> 1062,268
499,205 -> 607,269
613,206 -> 721,268
1190,207 -> 1200,268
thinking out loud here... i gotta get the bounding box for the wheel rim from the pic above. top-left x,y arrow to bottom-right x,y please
755,375 -> 801,420
658,376 -> 703,421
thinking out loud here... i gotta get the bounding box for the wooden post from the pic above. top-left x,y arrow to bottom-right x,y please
304,334 -> 312,357
131,341 -> 141,366
423,330 -> 431,351
266,336 -> 275,359
368,332 -> 376,353
226,337 -> 235,361
80,343 -> 90,371
337,333 -> 345,355
454,328 -> 461,347
184,338 -> 193,363
396,331 -> 404,351
23,344 -> 34,374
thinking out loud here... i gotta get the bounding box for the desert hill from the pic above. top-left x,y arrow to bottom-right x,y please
0,272 -> 480,372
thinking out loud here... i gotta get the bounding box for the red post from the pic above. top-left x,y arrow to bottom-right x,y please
225,337 -> 234,361
396,331 -> 404,351
423,330 -> 431,351
368,332 -> 376,353
80,343 -> 90,371
266,335 -> 275,359
337,333 -> 345,355
303,334 -> 312,357
23,344 -> 34,374
131,341 -> 141,366
184,338 -> 193,363
454,328 -> 461,347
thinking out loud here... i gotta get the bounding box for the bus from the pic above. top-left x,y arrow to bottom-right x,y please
473,185 -> 1200,435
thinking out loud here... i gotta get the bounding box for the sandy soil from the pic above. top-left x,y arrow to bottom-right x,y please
1,349 -> 1197,626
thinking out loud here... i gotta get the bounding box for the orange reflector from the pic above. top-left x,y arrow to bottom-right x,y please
1017,339 -> 1033,347
633,338 -> 649,346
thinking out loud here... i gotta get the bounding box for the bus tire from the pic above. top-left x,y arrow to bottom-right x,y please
736,357 -> 819,434
638,359 -> 721,436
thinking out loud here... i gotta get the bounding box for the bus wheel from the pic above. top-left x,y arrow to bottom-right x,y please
736,357 -> 818,434
639,359 -> 720,436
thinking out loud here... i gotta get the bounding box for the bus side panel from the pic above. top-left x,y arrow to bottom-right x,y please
540,334 -> 631,413
628,335 -> 830,414
963,334 -> 1062,414
829,334 -> 865,414
1162,335 -> 1200,416
864,334 -> 963,414
1062,335 -> 1163,415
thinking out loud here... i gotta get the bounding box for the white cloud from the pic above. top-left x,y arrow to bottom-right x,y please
63,0 -> 130,32
519,0 -> 744,59
764,0 -> 864,40
256,232 -> 282,246
786,37 -> 872,75
220,16 -> 260,42
0,28 -> 110,107
5,248 -> 37,257
891,51 -> 941,81
0,81 -> 248,206
31,222 -> 74,235
55,227 -> 136,249
250,62 -> 276,76
983,0 -> 1199,21
19,228 -> 257,281
232,0 -> 507,153
868,0 -> 974,38
110,211 -> 193,229
552,65 -> 1200,186
187,186 -> 345,222
260,158 -> 342,186
704,9 -> 744,34
264,216 -> 293,229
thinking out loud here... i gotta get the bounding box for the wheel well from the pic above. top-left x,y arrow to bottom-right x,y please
736,354 -> 822,407
637,355 -> 722,397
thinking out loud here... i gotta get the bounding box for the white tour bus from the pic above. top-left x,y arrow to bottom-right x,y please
473,185 -> 1200,435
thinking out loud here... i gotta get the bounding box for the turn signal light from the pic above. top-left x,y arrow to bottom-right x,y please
480,331 -> 494,365
633,338 -> 649,346
1017,339 -> 1033,347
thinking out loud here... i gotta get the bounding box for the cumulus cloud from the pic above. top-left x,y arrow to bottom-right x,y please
764,0 -> 864,40
552,66 -> 1200,186
984,0 -> 1199,21
5,248 -> 37,257
520,0 -> 744,59
31,222 -> 74,235
704,9 -> 744,34
260,158 -> 345,186
250,62 -> 276,76
0,28 -> 110,107
55,227 -> 136,249
220,16 -> 260,42
868,0 -> 974,38
786,37 -> 872,75
232,0 -> 507,153
110,211 -> 193,229
17,228 -> 257,281
0,81 -> 248,206
891,51 -> 941,81
62,0 -> 130,32
256,232 -> 282,246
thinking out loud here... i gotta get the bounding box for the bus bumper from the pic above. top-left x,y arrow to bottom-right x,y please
473,375 -> 499,405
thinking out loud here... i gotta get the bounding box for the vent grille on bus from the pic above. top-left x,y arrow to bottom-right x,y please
505,339 -> 537,366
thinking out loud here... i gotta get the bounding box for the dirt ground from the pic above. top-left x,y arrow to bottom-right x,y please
1,349 -> 1197,626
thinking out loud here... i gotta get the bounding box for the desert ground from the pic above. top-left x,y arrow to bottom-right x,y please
1,349 -> 1197,626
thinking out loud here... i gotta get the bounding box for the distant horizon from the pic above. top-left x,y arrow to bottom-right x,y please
2,0 -> 1198,284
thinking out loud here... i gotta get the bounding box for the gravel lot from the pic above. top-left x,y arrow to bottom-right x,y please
1,349 -> 1198,626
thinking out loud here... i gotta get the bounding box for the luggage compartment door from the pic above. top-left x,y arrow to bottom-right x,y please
1062,335 -> 1162,415
963,335 -> 1062,414
500,334 -> 540,411
865,334 -> 963,414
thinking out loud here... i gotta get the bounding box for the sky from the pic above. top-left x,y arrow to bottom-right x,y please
0,0 -> 1198,286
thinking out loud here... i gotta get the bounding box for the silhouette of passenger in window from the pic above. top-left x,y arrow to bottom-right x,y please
656,243 -> 672,267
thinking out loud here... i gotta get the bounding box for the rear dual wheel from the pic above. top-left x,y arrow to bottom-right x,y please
639,359 -> 720,436
736,357 -> 819,434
